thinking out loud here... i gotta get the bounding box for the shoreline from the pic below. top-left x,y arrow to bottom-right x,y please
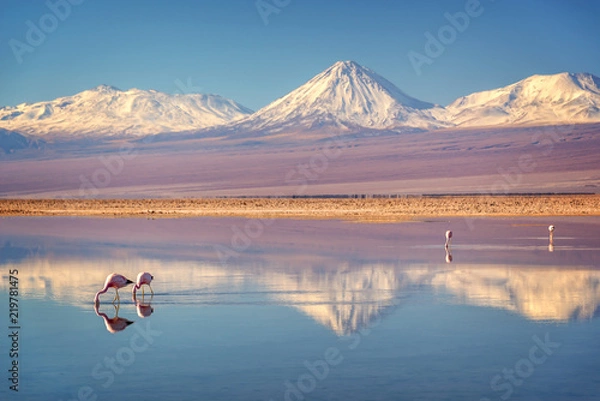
1,195 -> 599,222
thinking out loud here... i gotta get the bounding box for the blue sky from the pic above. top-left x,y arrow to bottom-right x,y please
1,0 -> 599,111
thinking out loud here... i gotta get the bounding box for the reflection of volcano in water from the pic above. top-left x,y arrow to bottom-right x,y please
2,254 -> 600,334
262,264 -> 406,335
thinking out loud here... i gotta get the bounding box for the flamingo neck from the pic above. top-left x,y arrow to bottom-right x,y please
94,286 -> 109,303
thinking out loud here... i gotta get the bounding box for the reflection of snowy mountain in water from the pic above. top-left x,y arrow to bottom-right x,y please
2,256 -> 600,334
431,267 -> 600,322
263,264 -> 406,335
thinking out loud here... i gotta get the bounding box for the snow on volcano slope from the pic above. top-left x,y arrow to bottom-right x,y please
0,85 -> 253,139
3,68 -> 600,144
226,60 -> 450,135
447,72 -> 600,127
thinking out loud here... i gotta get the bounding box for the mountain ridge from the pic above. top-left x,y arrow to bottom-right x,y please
0,85 -> 253,139
2,63 -> 600,143
447,72 -> 600,126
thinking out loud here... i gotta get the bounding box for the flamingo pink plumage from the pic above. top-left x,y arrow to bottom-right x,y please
132,272 -> 154,297
94,273 -> 134,304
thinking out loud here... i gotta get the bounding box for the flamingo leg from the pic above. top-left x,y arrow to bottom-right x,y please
113,289 -> 121,304
149,284 -> 154,295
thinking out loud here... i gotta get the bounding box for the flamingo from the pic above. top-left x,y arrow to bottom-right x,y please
94,273 -> 134,304
94,302 -> 134,333
548,225 -> 555,247
445,230 -> 453,248
132,272 -> 154,297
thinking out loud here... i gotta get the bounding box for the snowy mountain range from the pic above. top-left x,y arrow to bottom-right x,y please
0,85 -> 253,139
447,72 -> 600,126
1,61 -> 600,144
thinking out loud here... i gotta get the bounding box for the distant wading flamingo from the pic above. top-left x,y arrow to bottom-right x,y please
94,273 -> 134,304
132,272 -> 154,297
548,225 -> 555,251
445,230 -> 453,248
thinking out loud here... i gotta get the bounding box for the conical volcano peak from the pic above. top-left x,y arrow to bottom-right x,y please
334,60 -> 361,67
321,61 -> 380,85
321,60 -> 381,82
311,61 -> 436,111
232,60 -> 446,134
328,60 -> 364,73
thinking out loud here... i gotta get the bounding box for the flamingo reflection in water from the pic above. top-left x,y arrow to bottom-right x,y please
94,302 -> 134,333
444,230 -> 453,263
445,247 -> 453,263
134,296 -> 155,318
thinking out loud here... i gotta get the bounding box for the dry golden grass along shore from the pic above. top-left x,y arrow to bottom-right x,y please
1,195 -> 599,222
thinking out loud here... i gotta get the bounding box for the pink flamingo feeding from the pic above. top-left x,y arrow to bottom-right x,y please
94,273 -> 134,304
132,272 -> 154,297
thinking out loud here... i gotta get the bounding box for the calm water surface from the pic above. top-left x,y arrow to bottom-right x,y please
1,216 -> 599,401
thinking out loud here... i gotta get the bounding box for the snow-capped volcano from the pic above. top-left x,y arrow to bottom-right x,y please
227,60 -> 449,135
3,66 -> 600,145
447,72 -> 600,127
0,85 -> 253,138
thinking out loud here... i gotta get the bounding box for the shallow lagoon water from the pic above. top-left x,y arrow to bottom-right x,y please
1,216 -> 600,401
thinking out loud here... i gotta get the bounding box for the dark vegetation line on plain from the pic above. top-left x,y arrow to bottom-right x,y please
211,192 -> 598,199
0,192 -> 597,203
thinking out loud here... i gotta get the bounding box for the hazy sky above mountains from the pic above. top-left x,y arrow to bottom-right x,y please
1,0 -> 599,111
